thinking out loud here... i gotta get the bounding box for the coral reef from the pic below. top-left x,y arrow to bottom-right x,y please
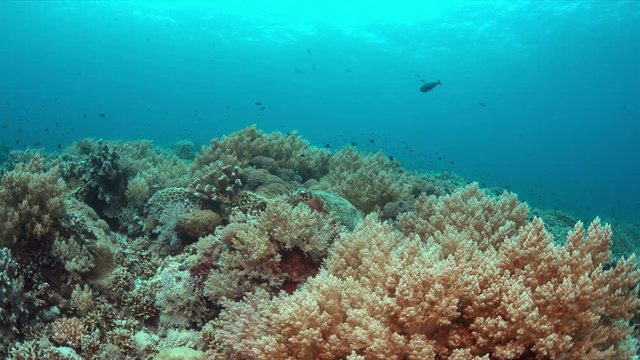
211,187 -> 639,359
1,126 -> 638,359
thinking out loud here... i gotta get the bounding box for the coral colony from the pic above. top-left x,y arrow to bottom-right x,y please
1,125 -> 639,359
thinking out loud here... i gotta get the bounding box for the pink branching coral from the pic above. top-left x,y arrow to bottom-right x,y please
210,185 -> 640,359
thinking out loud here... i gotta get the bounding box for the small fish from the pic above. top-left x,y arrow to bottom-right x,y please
34,142 -> 41,146
57,144 -> 62,149
388,156 -> 394,161
98,113 -> 105,118
351,141 -> 357,146
1,124 -> 7,128
83,114 -> 87,118
260,106 -> 265,111
255,102 -> 262,106
369,139 -> 375,144
344,68 -> 352,73
312,65 -> 316,72
478,102 -> 486,107
438,156 -> 442,161
324,144 -> 331,148
307,49 -> 312,55
419,80 -> 441,93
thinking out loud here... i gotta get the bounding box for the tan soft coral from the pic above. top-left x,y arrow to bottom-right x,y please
0,156 -> 65,247
192,199 -> 343,302
193,125 -> 330,181
315,147 -> 412,213
397,183 -> 529,253
211,186 -> 640,359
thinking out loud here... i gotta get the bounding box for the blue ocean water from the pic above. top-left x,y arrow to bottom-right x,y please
0,0 -> 638,221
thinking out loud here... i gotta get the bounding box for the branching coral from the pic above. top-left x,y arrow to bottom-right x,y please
0,156 -> 65,248
49,317 -> 87,349
77,140 -> 128,222
65,138 -> 191,231
53,198 -> 118,280
397,183 -> 529,253
185,199 -> 343,305
0,249 -> 29,357
154,261 -> 209,328
145,187 -> 210,251
189,162 -> 243,205
315,147 -> 412,213
211,186 -> 640,359
193,125 -> 330,181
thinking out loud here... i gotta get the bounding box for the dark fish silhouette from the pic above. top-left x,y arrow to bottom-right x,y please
419,80 -> 441,93
307,49 -> 312,55
98,113 -> 105,118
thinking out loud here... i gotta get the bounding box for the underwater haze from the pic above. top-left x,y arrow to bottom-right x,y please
4,2 -> 640,358
1,0 -> 639,220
